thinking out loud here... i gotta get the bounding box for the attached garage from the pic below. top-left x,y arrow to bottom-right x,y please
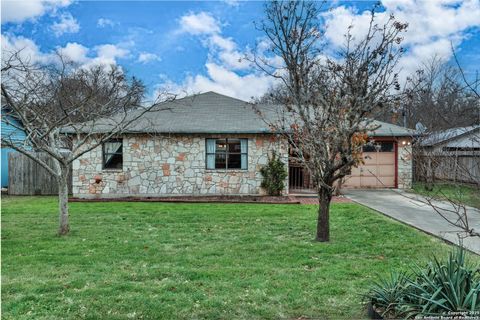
342,141 -> 396,188
288,120 -> 415,191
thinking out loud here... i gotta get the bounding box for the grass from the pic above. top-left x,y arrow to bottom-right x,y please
411,182 -> 480,209
2,196 -> 470,319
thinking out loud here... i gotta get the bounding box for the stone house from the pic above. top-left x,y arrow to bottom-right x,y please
72,92 -> 413,198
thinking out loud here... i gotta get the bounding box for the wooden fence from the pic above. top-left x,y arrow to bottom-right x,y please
414,154 -> 480,185
8,152 -> 72,195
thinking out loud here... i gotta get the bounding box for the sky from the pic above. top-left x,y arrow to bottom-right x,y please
2,0 -> 480,101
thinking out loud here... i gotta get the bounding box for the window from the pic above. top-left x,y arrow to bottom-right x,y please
103,139 -> 123,169
362,141 -> 394,152
206,138 -> 247,170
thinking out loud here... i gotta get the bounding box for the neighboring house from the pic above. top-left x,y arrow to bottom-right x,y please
72,92 -> 414,198
419,125 -> 480,154
416,125 -> 480,184
1,108 -> 26,188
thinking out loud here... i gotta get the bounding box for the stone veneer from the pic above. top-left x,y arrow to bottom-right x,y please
72,134 -> 289,198
397,139 -> 413,189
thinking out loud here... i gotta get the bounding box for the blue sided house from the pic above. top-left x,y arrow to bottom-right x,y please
1,110 -> 26,188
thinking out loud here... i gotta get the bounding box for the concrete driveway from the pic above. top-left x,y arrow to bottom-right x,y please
344,189 -> 480,255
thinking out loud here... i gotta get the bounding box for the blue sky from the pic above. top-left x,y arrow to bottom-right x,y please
2,0 -> 480,101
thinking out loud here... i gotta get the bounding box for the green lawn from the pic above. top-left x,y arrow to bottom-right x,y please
412,182 -> 480,209
1,196 -> 466,319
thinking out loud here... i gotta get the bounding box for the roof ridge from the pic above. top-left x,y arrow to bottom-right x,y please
201,91 -> 249,103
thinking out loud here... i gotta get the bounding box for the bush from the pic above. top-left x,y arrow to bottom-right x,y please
260,152 -> 288,196
366,248 -> 480,319
367,271 -> 410,319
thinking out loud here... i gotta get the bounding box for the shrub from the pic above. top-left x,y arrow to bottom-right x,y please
366,271 -> 410,319
260,152 -> 288,196
366,248 -> 480,319
405,248 -> 480,316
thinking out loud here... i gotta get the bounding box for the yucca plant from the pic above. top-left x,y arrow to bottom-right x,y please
365,271 -> 411,319
404,248 -> 480,316
366,248 -> 480,319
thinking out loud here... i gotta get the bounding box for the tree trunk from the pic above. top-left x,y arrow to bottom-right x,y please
57,171 -> 70,236
316,186 -> 333,242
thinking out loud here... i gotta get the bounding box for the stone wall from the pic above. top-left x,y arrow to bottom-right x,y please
72,134 -> 289,198
397,139 -> 413,189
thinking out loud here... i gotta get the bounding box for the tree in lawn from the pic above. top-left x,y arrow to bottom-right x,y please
254,1 -> 407,241
1,50 -> 174,235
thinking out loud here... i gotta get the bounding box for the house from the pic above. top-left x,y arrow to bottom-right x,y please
416,125 -> 479,184
418,125 -> 480,154
72,92 -> 414,198
1,108 -> 26,188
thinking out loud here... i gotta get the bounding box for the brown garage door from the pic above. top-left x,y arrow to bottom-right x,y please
343,141 -> 396,188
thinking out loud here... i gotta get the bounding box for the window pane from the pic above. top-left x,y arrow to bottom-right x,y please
380,142 -> 394,152
216,139 -> 227,152
228,153 -> 241,169
104,140 -> 123,169
215,153 -> 226,169
104,153 -> 123,169
227,139 -> 241,153
362,142 -> 394,152
362,144 -> 376,152
105,141 -> 122,154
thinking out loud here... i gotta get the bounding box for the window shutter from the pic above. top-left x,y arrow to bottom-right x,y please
206,139 -> 216,169
240,139 -> 247,170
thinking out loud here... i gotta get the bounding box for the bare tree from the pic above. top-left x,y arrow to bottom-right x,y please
1,50 -> 174,235
412,48 -> 479,243
382,56 -> 480,130
253,1 -> 407,241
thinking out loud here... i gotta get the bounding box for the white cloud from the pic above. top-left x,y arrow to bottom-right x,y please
2,34 -> 130,72
161,11 -> 274,99
137,52 -> 161,64
179,12 -> 220,35
179,13 -> 251,71
97,18 -> 115,28
209,34 -> 236,51
218,50 -> 250,70
207,34 -> 251,70
1,0 -> 72,24
1,33 -> 48,64
95,44 -> 128,60
51,13 -> 80,36
322,0 -> 480,78
162,63 -> 276,101
57,42 -> 89,63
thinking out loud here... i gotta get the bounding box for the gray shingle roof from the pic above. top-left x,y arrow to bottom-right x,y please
68,91 -> 415,137
419,125 -> 480,146
369,120 -> 416,137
